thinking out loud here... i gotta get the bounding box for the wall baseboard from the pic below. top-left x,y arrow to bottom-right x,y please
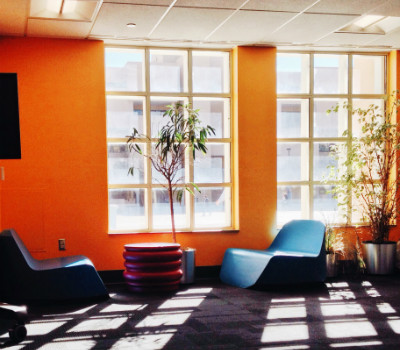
99,265 -> 221,285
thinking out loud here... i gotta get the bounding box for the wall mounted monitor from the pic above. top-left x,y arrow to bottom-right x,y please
0,73 -> 21,159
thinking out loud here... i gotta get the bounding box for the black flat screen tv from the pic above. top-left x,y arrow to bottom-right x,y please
0,73 -> 21,159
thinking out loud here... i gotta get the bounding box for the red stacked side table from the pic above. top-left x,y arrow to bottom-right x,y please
123,243 -> 183,293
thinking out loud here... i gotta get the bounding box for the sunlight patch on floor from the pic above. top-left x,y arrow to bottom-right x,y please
101,303 -> 145,313
26,320 -> 67,336
324,319 -> 377,338
330,340 -> 382,348
376,302 -> 396,314
267,305 -> 307,319
262,323 -> 309,342
320,302 -> 365,317
176,288 -> 213,295
111,333 -> 175,350
158,296 -> 205,309
37,339 -> 96,350
135,311 -> 191,327
260,345 -> 309,350
67,316 -> 127,332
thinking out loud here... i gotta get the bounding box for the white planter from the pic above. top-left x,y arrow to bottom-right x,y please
362,241 -> 396,275
181,248 -> 196,284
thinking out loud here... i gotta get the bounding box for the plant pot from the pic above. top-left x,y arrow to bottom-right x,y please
181,248 -> 196,284
326,253 -> 337,277
361,241 -> 396,275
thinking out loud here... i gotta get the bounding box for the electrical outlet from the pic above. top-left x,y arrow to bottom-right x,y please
58,239 -> 66,251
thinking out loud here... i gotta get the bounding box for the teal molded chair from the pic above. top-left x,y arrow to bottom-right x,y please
0,229 -> 109,303
220,220 -> 326,288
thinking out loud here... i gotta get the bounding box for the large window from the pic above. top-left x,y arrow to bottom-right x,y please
105,48 -> 232,233
277,52 -> 387,226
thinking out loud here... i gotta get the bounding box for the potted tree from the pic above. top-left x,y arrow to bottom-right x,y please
127,102 -> 215,283
327,92 -> 400,274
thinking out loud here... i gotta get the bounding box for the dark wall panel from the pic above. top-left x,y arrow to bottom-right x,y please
0,73 -> 21,159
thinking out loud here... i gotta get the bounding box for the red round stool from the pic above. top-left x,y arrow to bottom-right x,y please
123,243 -> 183,293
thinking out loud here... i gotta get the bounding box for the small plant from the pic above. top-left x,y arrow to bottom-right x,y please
326,92 -> 400,243
325,225 -> 345,256
127,102 -> 215,243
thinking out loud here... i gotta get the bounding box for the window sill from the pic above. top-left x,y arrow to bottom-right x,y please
108,229 -> 240,235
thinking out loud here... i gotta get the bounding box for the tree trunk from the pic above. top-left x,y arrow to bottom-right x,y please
168,181 -> 176,243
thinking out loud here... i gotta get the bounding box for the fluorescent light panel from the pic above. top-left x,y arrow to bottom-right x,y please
30,0 -> 100,21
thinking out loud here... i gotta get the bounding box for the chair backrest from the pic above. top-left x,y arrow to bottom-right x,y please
268,220 -> 325,256
0,229 -> 38,270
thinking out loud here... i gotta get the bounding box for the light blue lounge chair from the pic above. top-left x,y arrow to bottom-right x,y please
0,229 -> 109,302
220,220 -> 326,288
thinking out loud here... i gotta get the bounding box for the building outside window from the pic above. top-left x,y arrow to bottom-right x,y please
277,52 -> 387,226
105,47 -> 232,233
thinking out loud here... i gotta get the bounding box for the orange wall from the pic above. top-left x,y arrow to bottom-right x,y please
0,37 -> 276,270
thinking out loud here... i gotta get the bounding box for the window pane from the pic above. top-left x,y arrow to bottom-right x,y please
314,54 -> 348,94
150,50 -> 187,92
352,99 -> 384,137
194,144 -> 230,183
194,187 -> 231,228
193,98 -> 230,138
109,189 -> 146,230
192,51 -> 230,93
150,98 -> 187,138
277,185 -> 308,226
313,142 -> 339,181
105,49 -> 144,92
352,55 -> 385,94
152,189 -> 187,230
277,53 -> 309,94
277,142 -> 309,181
277,99 -> 309,138
314,99 -> 347,137
106,96 -> 144,137
313,185 -> 340,223
108,143 -> 145,185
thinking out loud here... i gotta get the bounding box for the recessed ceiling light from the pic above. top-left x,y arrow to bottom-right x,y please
354,15 -> 384,29
126,23 -> 136,28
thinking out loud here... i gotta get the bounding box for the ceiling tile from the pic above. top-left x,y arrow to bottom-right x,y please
27,19 -> 92,38
371,0 -> 400,16
315,32 -> 384,46
243,0 -> 318,12
91,3 -> 167,38
175,0 -> 245,9
208,10 -> 295,42
366,27 -> 400,48
150,7 -> 233,40
104,0 -> 173,4
0,0 -> 28,36
307,0 -> 384,15
267,13 -> 358,44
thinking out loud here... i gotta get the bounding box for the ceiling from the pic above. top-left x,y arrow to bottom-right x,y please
1,0 -> 400,51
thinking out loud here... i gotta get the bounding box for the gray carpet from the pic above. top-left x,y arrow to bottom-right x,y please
2,275 -> 400,349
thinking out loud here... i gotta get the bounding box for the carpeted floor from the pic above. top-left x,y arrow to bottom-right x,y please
2,275 -> 400,349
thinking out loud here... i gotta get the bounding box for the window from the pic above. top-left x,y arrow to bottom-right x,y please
277,52 -> 386,226
105,48 -> 232,233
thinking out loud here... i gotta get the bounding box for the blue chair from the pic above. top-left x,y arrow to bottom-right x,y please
0,229 -> 109,303
220,220 -> 326,288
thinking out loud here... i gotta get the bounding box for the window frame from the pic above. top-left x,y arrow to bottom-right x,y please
105,46 -> 234,234
277,51 -> 388,226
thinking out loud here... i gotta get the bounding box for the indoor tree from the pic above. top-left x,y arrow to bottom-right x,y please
127,102 -> 215,243
327,92 -> 400,244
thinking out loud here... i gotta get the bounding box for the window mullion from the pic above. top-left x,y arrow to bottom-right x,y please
145,48 -> 153,232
